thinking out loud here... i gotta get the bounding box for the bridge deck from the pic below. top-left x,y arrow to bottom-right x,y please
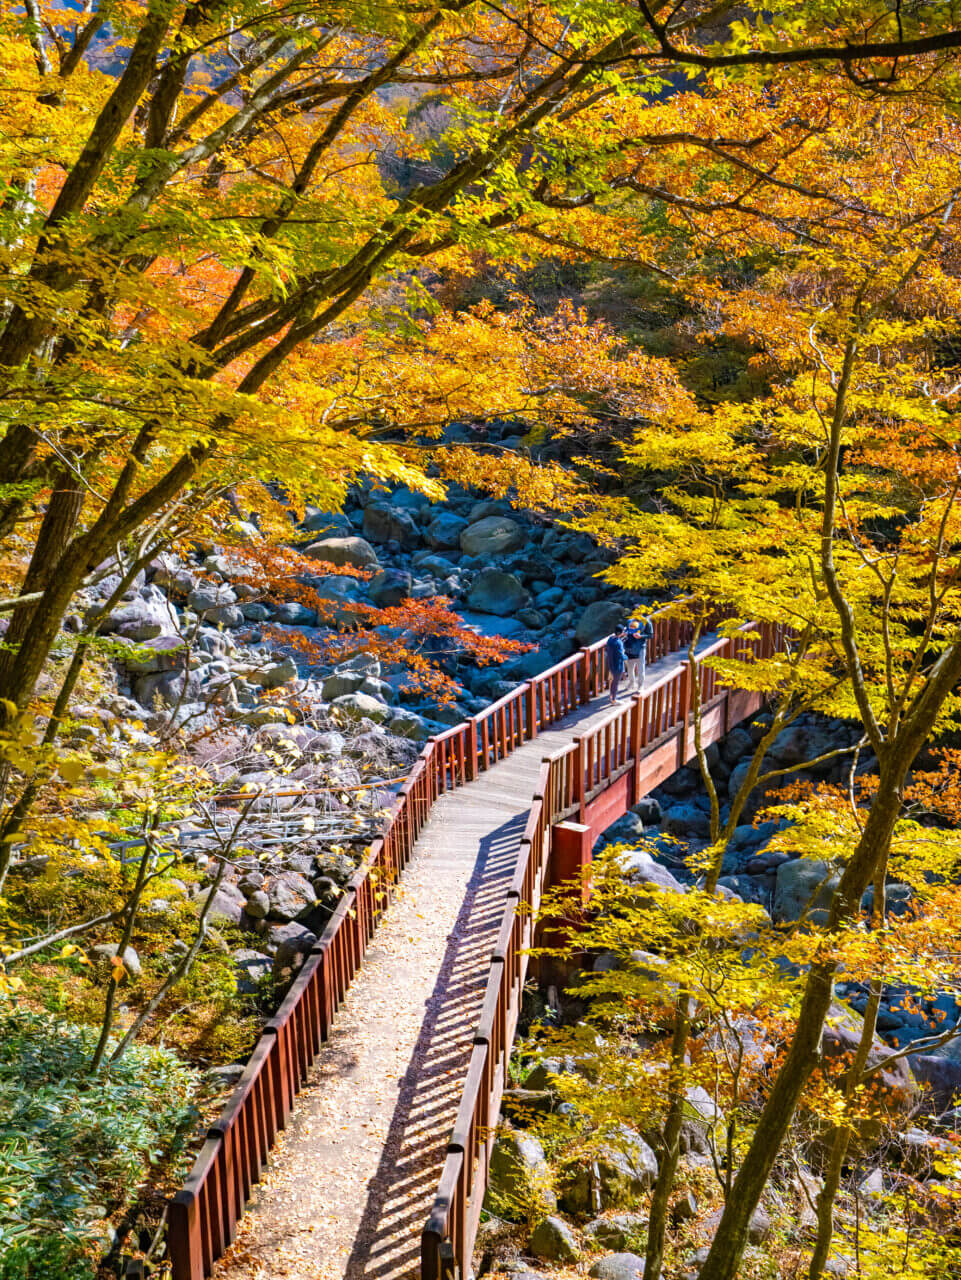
213,665 -> 671,1280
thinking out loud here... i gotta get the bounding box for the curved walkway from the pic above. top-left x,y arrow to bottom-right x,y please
213,669 -> 664,1280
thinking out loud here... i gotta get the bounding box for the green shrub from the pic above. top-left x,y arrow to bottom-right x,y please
0,1008 -> 199,1246
0,1236 -> 95,1280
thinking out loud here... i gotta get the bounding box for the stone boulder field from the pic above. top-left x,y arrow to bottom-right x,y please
22,463 -> 655,1058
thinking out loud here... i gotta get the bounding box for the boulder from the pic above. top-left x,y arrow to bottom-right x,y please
235,706 -> 290,727
599,811 -> 647,847
773,858 -> 839,923
426,512 -> 469,550
332,692 -> 390,723
584,1214 -> 647,1250
268,922 -> 318,973
300,507 -> 352,536
360,676 -> 395,704
120,634 -> 186,675
720,725 -> 754,765
703,1204 -> 770,1245
467,569 -> 530,617
910,1054 -> 961,1114
363,502 -> 420,548
96,595 -> 176,641
460,516 -> 525,557
322,671 -> 365,700
562,1128 -> 658,1213
589,1254 -> 646,1280
233,948 -> 272,994
272,602 -> 319,627
575,601 -> 626,646
529,1216 -> 578,1263
617,849 -> 686,895
304,536 -> 379,570
250,657 -> 298,689
488,1129 -> 556,1213
267,871 -> 317,922
389,709 -> 429,739
821,1002 -> 919,1114
200,882 -> 248,926
243,889 -> 270,920
662,803 -> 712,840
369,569 -> 412,607
90,943 -> 141,978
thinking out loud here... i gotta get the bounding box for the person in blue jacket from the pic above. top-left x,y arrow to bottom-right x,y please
605,624 -> 627,704
625,615 -> 654,691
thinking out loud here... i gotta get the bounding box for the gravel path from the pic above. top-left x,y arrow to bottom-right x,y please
214,676 -> 676,1280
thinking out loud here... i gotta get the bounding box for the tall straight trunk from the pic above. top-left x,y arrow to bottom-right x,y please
696,776 -> 905,1280
645,994 -> 693,1280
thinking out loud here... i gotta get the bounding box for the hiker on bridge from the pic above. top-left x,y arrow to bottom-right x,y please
625,615 -> 654,692
605,624 -> 627,703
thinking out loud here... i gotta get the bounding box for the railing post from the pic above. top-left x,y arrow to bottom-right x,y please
525,681 -> 537,740
579,647 -> 591,703
573,737 -> 586,824
630,693 -> 643,804
467,719 -> 478,781
168,1189 -> 203,1280
678,660 -> 692,766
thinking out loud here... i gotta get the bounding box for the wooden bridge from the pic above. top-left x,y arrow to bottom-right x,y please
167,615 -> 784,1280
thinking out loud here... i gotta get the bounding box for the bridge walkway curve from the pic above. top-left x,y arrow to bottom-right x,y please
212,661 -> 680,1280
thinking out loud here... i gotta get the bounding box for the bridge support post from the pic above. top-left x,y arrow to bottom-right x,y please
536,822 -> 593,988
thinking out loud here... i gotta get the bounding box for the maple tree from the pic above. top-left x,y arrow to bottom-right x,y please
2,0 -> 961,733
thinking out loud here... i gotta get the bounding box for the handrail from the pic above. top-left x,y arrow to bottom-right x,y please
420,620 -> 788,1280
166,605 -> 731,1278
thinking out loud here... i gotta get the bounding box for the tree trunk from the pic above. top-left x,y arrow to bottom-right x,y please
645,993 -> 692,1280
696,774 -> 905,1280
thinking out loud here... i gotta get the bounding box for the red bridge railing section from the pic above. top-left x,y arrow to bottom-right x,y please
167,615 -> 785,1279
420,621 -> 787,1280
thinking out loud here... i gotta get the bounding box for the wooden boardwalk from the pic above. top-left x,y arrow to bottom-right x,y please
213,667 -> 666,1280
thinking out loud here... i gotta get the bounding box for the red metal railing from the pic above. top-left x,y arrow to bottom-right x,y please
167,605 -> 701,1277
420,620 -> 788,1280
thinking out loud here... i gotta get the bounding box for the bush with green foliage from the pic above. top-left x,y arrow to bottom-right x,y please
0,1236 -> 95,1280
0,1008 -> 199,1245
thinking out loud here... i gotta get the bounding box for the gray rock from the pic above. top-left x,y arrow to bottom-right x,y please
332,692 -> 390,723
233,948 -> 272,994
235,706 -> 290,727
134,669 -> 199,709
272,602 -> 319,626
663,803 -> 712,840
909,1054 -> 961,1114
467,568 -> 530,616
389,709 -> 429,739
322,671 -> 365,700
243,889 -> 270,920
250,657 -> 298,689
200,881 -> 247,926
358,675 -> 394,705
584,1214 -> 647,1249
90,943 -> 141,978
618,850 -> 686,895
120,634 -> 186,675
562,1128 -> 658,1213
242,603 -> 271,621
309,730 -> 346,757
529,1216 -> 578,1263
460,516 -> 525,557
589,1254 -> 645,1280
268,871 -> 317,921
96,596 -> 176,641
773,858 -> 839,923
575,601 -> 626,646
188,584 -> 237,614
488,1129 -> 556,1212
369,569 -> 412,607
426,512 -> 468,550
600,812 -> 647,846
304,536 -> 379,570
703,1204 -> 770,1244
268,922 -> 318,973
300,507 -> 352,535
363,502 -> 420,548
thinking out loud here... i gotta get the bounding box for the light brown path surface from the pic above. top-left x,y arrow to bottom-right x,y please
215,665 -> 680,1280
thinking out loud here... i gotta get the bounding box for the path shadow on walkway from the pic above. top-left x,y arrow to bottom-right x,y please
342,807 -> 526,1280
